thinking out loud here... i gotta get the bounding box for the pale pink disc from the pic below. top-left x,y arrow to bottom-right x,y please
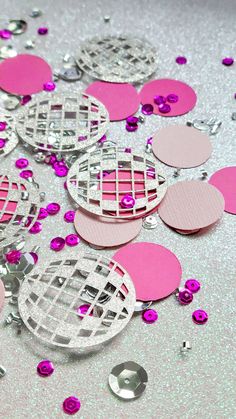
74,208 -> 142,247
158,180 -> 225,230
85,81 -> 140,121
0,279 -> 5,313
0,54 -> 52,95
139,78 -> 197,116
112,242 -> 182,301
152,125 -> 212,168
209,167 -> 236,214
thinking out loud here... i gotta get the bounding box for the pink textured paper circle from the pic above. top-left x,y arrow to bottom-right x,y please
209,167 -> 236,214
139,79 -> 197,116
85,81 -> 139,121
152,125 -> 212,168
113,242 -> 182,301
74,208 -> 142,247
158,181 -> 225,230
0,279 -> 5,313
0,54 -> 52,95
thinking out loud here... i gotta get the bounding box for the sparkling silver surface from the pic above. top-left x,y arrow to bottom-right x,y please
76,36 -> 157,83
108,361 -> 148,399
0,0 -> 235,418
0,113 -> 18,158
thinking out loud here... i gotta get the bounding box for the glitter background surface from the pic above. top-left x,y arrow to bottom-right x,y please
0,0 -> 236,418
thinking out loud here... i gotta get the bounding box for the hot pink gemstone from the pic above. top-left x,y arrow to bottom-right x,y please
15,158 -> 29,169
29,221 -> 42,234
176,56 -> 187,65
46,202 -> 60,215
192,309 -> 208,325
55,166 -> 68,177
0,122 -> 7,131
185,279 -> 201,293
30,252 -> 38,264
0,139 -> 6,149
19,169 -> 33,179
37,207 -> 48,220
178,288 -> 193,305
50,237 -> 65,251
0,29 -> 12,39
38,27 -> 48,35
20,95 -> 32,106
142,309 -> 158,324
142,103 -> 154,115
5,250 -> 22,264
159,103 -> 171,114
65,234 -> 80,247
62,396 -> 81,415
64,210 -> 75,223
43,81 -> 56,91
154,95 -> 166,105
37,360 -> 54,377
77,304 -> 93,317
120,194 -> 135,209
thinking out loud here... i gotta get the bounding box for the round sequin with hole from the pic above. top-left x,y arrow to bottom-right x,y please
192,309 -> 208,325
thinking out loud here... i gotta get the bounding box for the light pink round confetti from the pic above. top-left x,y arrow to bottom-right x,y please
209,166 -> 236,215
0,54 -> 52,95
113,242 -> 182,301
158,180 -> 225,230
152,125 -> 212,168
139,78 -> 197,117
85,81 -> 140,121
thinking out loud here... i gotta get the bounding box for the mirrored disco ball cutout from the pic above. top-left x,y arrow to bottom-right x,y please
67,147 -> 167,219
0,113 -> 18,158
16,93 -> 109,152
76,36 -> 158,83
0,174 -> 40,249
18,253 -> 136,350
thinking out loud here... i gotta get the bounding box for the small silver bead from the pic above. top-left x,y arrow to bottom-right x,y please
180,340 -> 192,353
138,115 -> 145,123
103,15 -> 110,22
25,39 -> 35,49
0,366 -> 6,378
29,8 -> 42,18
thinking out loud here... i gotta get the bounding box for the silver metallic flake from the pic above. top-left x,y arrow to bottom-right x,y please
0,113 -> 19,158
108,361 -> 148,399
0,45 -> 17,59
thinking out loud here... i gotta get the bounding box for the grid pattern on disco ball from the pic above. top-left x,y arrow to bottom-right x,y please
0,113 -> 18,158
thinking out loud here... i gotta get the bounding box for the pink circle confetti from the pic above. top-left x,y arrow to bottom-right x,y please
152,125 -> 212,169
85,81 -> 140,121
158,181 -> 225,231
139,78 -> 197,117
0,54 -> 52,95
209,166 -> 236,214
113,242 -> 182,301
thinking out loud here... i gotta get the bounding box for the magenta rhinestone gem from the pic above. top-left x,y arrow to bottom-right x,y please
37,360 -> 54,377
29,221 -> 42,234
0,29 -> 12,39
21,95 -> 32,106
192,309 -> 208,325
120,194 -> 135,209
222,57 -> 234,66
77,304 -> 93,317
64,210 -> 75,223
5,250 -> 22,264
50,237 -> 65,251
65,234 -> 80,247
154,95 -> 166,105
159,103 -> 171,114
142,309 -> 158,324
46,202 -> 60,215
0,139 -> 6,149
19,169 -> 33,179
15,158 -> 29,169
176,56 -> 187,64
0,122 -> 7,131
62,396 -> 81,415
185,279 -> 201,293
126,124 -> 138,132
141,104 -> 154,115
178,288 -> 193,305
166,94 -> 179,103
37,207 -> 48,220
38,27 -> 48,35
55,166 -> 68,177
43,81 -> 56,91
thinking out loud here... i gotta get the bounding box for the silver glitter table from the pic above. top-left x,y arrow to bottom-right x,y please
0,0 -> 235,418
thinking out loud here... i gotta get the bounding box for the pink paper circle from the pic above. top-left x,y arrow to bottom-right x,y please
85,81 -> 140,121
158,180 -> 225,230
0,279 -> 5,313
112,242 -> 182,301
0,54 -> 52,95
152,125 -> 212,168
74,208 -> 142,247
209,167 -> 236,214
139,79 -> 197,117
